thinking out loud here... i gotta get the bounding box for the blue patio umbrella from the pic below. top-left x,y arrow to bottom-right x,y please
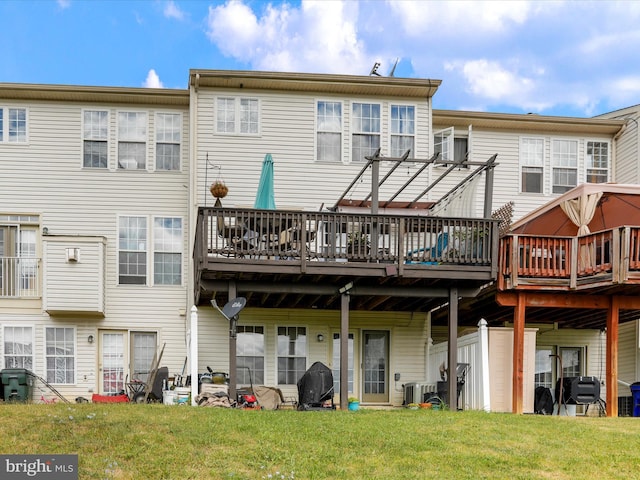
254,153 -> 277,210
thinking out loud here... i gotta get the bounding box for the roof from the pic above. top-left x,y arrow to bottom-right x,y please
510,183 -> 640,235
433,109 -> 624,135
189,69 -> 441,98
0,82 -> 189,106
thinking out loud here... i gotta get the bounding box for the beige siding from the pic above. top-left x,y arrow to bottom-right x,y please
195,88 -> 434,210
196,307 -> 428,405
0,96 -> 191,396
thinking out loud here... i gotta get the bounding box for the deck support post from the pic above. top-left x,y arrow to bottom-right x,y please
190,305 -> 198,406
228,281 -> 237,404
606,296 -> 619,417
448,287 -> 458,410
512,292 -> 525,414
340,293 -> 350,410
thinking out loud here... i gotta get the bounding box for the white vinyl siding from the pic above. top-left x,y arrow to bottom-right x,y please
83,110 -> 109,168
118,111 -> 147,170
155,113 -> 181,171
552,139 -> 578,194
45,327 -> 75,384
316,100 -> 342,162
351,102 -> 380,162
390,104 -> 415,157
520,137 -> 544,193
215,97 -> 259,135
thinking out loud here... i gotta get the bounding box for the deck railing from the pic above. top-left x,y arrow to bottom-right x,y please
195,207 -> 499,269
0,256 -> 40,298
499,227 -> 640,290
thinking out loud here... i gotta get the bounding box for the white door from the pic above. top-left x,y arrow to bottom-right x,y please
99,331 -> 127,395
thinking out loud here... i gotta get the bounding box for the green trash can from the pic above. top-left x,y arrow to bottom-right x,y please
1,368 -> 33,402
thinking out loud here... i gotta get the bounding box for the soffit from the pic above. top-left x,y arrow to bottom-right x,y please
0,83 -> 189,106
190,69 -> 441,98
434,109 -> 624,136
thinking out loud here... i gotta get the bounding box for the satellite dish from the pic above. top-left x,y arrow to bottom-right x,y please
222,297 -> 246,320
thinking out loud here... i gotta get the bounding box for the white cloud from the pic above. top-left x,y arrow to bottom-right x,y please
57,0 -> 71,9
164,1 -> 185,21
143,69 -> 164,88
205,0 -> 368,74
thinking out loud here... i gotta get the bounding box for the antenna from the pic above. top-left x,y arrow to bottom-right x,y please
388,58 -> 399,77
369,62 -> 381,76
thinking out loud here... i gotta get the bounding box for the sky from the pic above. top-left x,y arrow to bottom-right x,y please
1,0 -> 640,117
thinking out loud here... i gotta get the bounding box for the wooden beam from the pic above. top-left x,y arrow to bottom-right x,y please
606,296 -> 619,417
512,292 -> 525,414
497,291 -> 611,309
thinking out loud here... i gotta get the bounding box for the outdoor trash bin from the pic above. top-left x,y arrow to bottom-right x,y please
1,368 -> 33,402
630,382 -> 640,417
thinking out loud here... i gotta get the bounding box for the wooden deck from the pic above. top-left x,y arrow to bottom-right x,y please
498,227 -> 640,291
193,207 -> 500,310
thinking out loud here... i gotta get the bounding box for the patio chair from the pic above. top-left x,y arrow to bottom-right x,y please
214,199 -> 252,257
406,231 -> 449,264
278,221 -> 318,259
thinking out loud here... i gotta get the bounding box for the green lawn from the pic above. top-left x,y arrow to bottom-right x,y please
1,404 -> 638,479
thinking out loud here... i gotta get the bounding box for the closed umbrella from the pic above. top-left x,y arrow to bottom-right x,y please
254,153 -> 276,210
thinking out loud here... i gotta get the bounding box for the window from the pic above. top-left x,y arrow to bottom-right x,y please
316,101 -> 342,162
534,347 -> 553,389
156,113 -> 181,170
552,139 -> 578,193
390,105 -> 415,157
119,216 -> 147,285
45,327 -> 75,384
83,110 -> 108,168
586,141 -> 609,183
332,332 -> 354,395
0,107 -> 27,143
0,220 -> 39,298
237,326 -> 265,385
215,97 -> 259,134
352,102 -> 380,162
434,127 -> 468,166
131,332 -> 157,384
118,112 -> 147,169
3,326 -> 33,369
520,137 -> 544,193
560,347 -> 583,378
277,326 -> 306,384
153,217 -> 182,285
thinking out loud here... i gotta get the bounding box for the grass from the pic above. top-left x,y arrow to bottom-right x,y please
1,404 -> 639,479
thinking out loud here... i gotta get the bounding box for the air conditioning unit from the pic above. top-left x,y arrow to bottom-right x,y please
403,382 -> 437,405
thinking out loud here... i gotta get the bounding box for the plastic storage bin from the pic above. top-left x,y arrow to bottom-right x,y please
1,368 -> 33,402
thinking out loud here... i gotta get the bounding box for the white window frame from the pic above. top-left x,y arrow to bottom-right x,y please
236,325 -> 265,386
152,216 -> 183,286
276,326 -> 307,385
118,215 -> 148,285
45,326 -> 76,385
551,139 -> 578,194
155,112 -> 182,171
520,137 -> 545,194
433,126 -> 469,167
215,97 -> 260,135
117,111 -> 148,170
3,325 -> 34,370
82,109 -> 109,169
316,100 -> 343,162
351,102 -> 381,162
390,104 -> 415,157
0,107 -> 28,143
586,140 -> 609,184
